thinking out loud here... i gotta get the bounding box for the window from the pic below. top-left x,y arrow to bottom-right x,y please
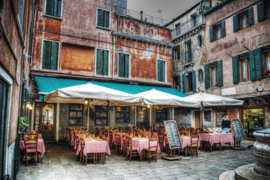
257,1 -> 270,22
239,11 -> 249,30
217,110 -> 227,126
116,106 -> 130,123
199,69 -> 203,82
215,24 -> 221,40
96,49 -> 109,76
157,60 -> 166,82
267,1 -> 270,19
239,56 -> 250,81
97,9 -> 110,29
42,40 -> 59,70
173,76 -> 180,91
185,40 -> 192,63
45,0 -> 62,18
95,106 -> 108,125
175,23 -> 181,35
198,35 -> 202,48
210,21 -> 226,42
173,46 -> 180,62
263,50 -> 270,77
210,63 -> 217,87
156,108 -> 167,123
191,15 -> 197,28
186,72 -> 193,92
118,53 -> 130,78
69,104 -> 83,125
204,110 -> 211,122
18,0 -> 25,28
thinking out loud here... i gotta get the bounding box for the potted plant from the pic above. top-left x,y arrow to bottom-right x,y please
215,82 -> 218,87
242,77 -> 247,81
18,116 -> 29,133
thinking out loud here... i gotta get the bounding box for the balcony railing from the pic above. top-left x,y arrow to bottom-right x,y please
172,15 -> 205,40
115,6 -> 170,27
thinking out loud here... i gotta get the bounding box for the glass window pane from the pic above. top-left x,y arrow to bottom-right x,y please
266,53 -> 270,70
216,28 -> 220,39
242,60 -> 247,78
241,16 -> 246,29
211,67 -> 216,86
42,104 -> 54,130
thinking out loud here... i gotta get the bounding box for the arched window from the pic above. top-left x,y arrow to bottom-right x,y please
198,35 -> 202,48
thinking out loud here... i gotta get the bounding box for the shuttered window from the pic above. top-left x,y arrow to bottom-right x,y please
182,74 -> 187,93
248,7 -> 254,26
249,51 -> 257,81
264,51 -> 270,77
233,9 -> 254,31
210,21 -> 225,42
118,53 -> 130,78
185,41 -> 192,63
210,64 -> 217,87
257,1 -> 266,22
183,71 -> 196,92
221,21 -> 226,37
255,48 -> 263,80
205,64 -> 210,89
42,40 -> 59,70
157,60 -> 166,82
209,26 -> 215,42
232,55 -> 240,84
239,56 -> 250,82
205,61 -> 223,88
96,49 -> 109,76
233,14 -> 240,32
46,0 -> 62,18
173,45 -> 180,61
217,60 -> 223,87
97,9 -> 110,29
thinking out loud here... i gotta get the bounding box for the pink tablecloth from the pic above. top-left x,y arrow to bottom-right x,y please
122,137 -> 160,154
163,136 -> 200,149
25,134 -> 42,139
199,133 -> 234,146
20,139 -> 46,157
76,139 -> 111,156
71,133 -> 86,146
73,134 -> 95,150
140,131 -> 152,138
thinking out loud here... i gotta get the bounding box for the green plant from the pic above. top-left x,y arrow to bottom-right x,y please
19,116 -> 29,129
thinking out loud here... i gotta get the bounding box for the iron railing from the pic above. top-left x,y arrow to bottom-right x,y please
115,6 -> 170,27
172,14 -> 205,40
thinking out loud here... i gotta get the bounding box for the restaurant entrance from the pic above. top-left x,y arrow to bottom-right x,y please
195,111 -> 201,129
243,108 -> 264,138
0,80 -> 8,179
34,103 -> 56,141
137,107 -> 149,129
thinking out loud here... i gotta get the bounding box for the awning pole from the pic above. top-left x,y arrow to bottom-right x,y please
152,105 -> 154,132
87,101 -> 89,131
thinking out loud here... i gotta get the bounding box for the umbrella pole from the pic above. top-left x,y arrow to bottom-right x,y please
200,109 -> 203,129
152,105 -> 154,132
87,102 -> 89,131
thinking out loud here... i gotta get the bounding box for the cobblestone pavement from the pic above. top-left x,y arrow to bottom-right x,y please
17,140 -> 257,180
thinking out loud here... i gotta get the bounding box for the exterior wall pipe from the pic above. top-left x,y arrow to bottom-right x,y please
113,35 -> 115,79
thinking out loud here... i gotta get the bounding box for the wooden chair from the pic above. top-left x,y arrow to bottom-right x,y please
122,135 -> 128,157
24,137 -> 39,166
29,131 -> 39,135
143,137 -> 158,163
187,135 -> 199,158
95,128 -> 99,136
126,137 -> 141,162
81,139 -> 96,165
115,134 -> 121,155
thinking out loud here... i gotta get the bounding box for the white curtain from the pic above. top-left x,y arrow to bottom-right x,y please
242,60 -> 247,78
241,16 -> 246,29
211,67 -> 216,86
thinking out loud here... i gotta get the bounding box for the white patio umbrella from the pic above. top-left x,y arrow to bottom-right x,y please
183,92 -> 244,128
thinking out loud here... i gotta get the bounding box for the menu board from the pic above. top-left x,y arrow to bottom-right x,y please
231,119 -> 245,140
164,120 -> 182,149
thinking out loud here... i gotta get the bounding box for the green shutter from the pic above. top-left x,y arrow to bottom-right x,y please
192,71 -> 196,92
249,51 -> 256,81
248,7 -> 254,26
46,0 -> 54,16
103,50 -> 109,76
50,42 -> 58,70
96,49 -> 103,75
57,0 -> 61,17
233,14 -> 240,32
157,60 -> 162,81
119,53 -> 125,77
105,11 -> 110,28
232,56 -> 240,84
53,0 -> 58,16
257,2 -> 266,22
42,41 -> 51,69
178,75 -> 181,92
97,9 -> 104,27
124,54 -> 129,78
205,64 -> 210,89
221,20 -> 226,37
217,60 -> 223,87
161,61 -> 165,82
255,48 -> 263,80
182,74 -> 187,93
209,26 -> 215,42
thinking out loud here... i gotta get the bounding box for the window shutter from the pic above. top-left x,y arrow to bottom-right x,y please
233,14 -> 240,32
50,42 -> 58,70
97,9 -> 104,27
42,41 -> 51,69
221,20 -> 226,37
209,26 -> 215,42
119,53 -> 125,77
178,75 -> 181,92
257,2 -> 266,22
103,50 -> 109,76
249,50 -> 256,81
217,60 -> 223,87
105,11 -> 110,28
157,60 -> 162,81
248,7 -> 254,26
192,71 -> 196,92
255,48 -> 263,80
124,54 -> 129,78
53,0 -> 58,16
96,49 -> 103,75
161,61 -> 165,82
57,0 -> 61,17
46,0 -> 54,16
182,74 -> 187,93
204,64 -> 210,89
232,55 -> 240,84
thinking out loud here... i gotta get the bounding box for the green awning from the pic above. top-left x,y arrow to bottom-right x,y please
35,76 -> 187,102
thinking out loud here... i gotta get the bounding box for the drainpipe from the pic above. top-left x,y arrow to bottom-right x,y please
113,35 -> 115,79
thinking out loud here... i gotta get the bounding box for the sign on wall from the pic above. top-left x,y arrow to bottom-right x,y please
164,120 -> 182,149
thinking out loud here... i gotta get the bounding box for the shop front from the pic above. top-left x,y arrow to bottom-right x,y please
242,109 -> 264,138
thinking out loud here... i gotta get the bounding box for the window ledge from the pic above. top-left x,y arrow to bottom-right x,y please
43,15 -> 62,20
96,26 -> 111,31
239,81 -> 251,84
39,69 -> 60,73
209,86 -> 219,89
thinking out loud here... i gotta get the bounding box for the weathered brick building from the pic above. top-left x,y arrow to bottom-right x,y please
0,0 -> 35,179
204,0 -> 270,137
30,0 -> 174,141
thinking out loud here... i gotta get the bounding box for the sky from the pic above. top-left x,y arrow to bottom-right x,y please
127,0 -> 201,23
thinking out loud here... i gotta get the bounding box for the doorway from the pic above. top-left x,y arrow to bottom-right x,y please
195,111 -> 201,129
137,107 -> 149,129
0,80 -> 8,178
34,103 -> 56,141
243,109 -> 264,138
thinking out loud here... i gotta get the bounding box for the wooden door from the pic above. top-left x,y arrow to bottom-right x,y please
34,103 -> 56,141
195,111 -> 201,129
137,107 -> 149,129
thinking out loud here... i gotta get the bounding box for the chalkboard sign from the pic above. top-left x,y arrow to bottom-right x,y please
231,119 -> 245,140
164,120 -> 182,149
